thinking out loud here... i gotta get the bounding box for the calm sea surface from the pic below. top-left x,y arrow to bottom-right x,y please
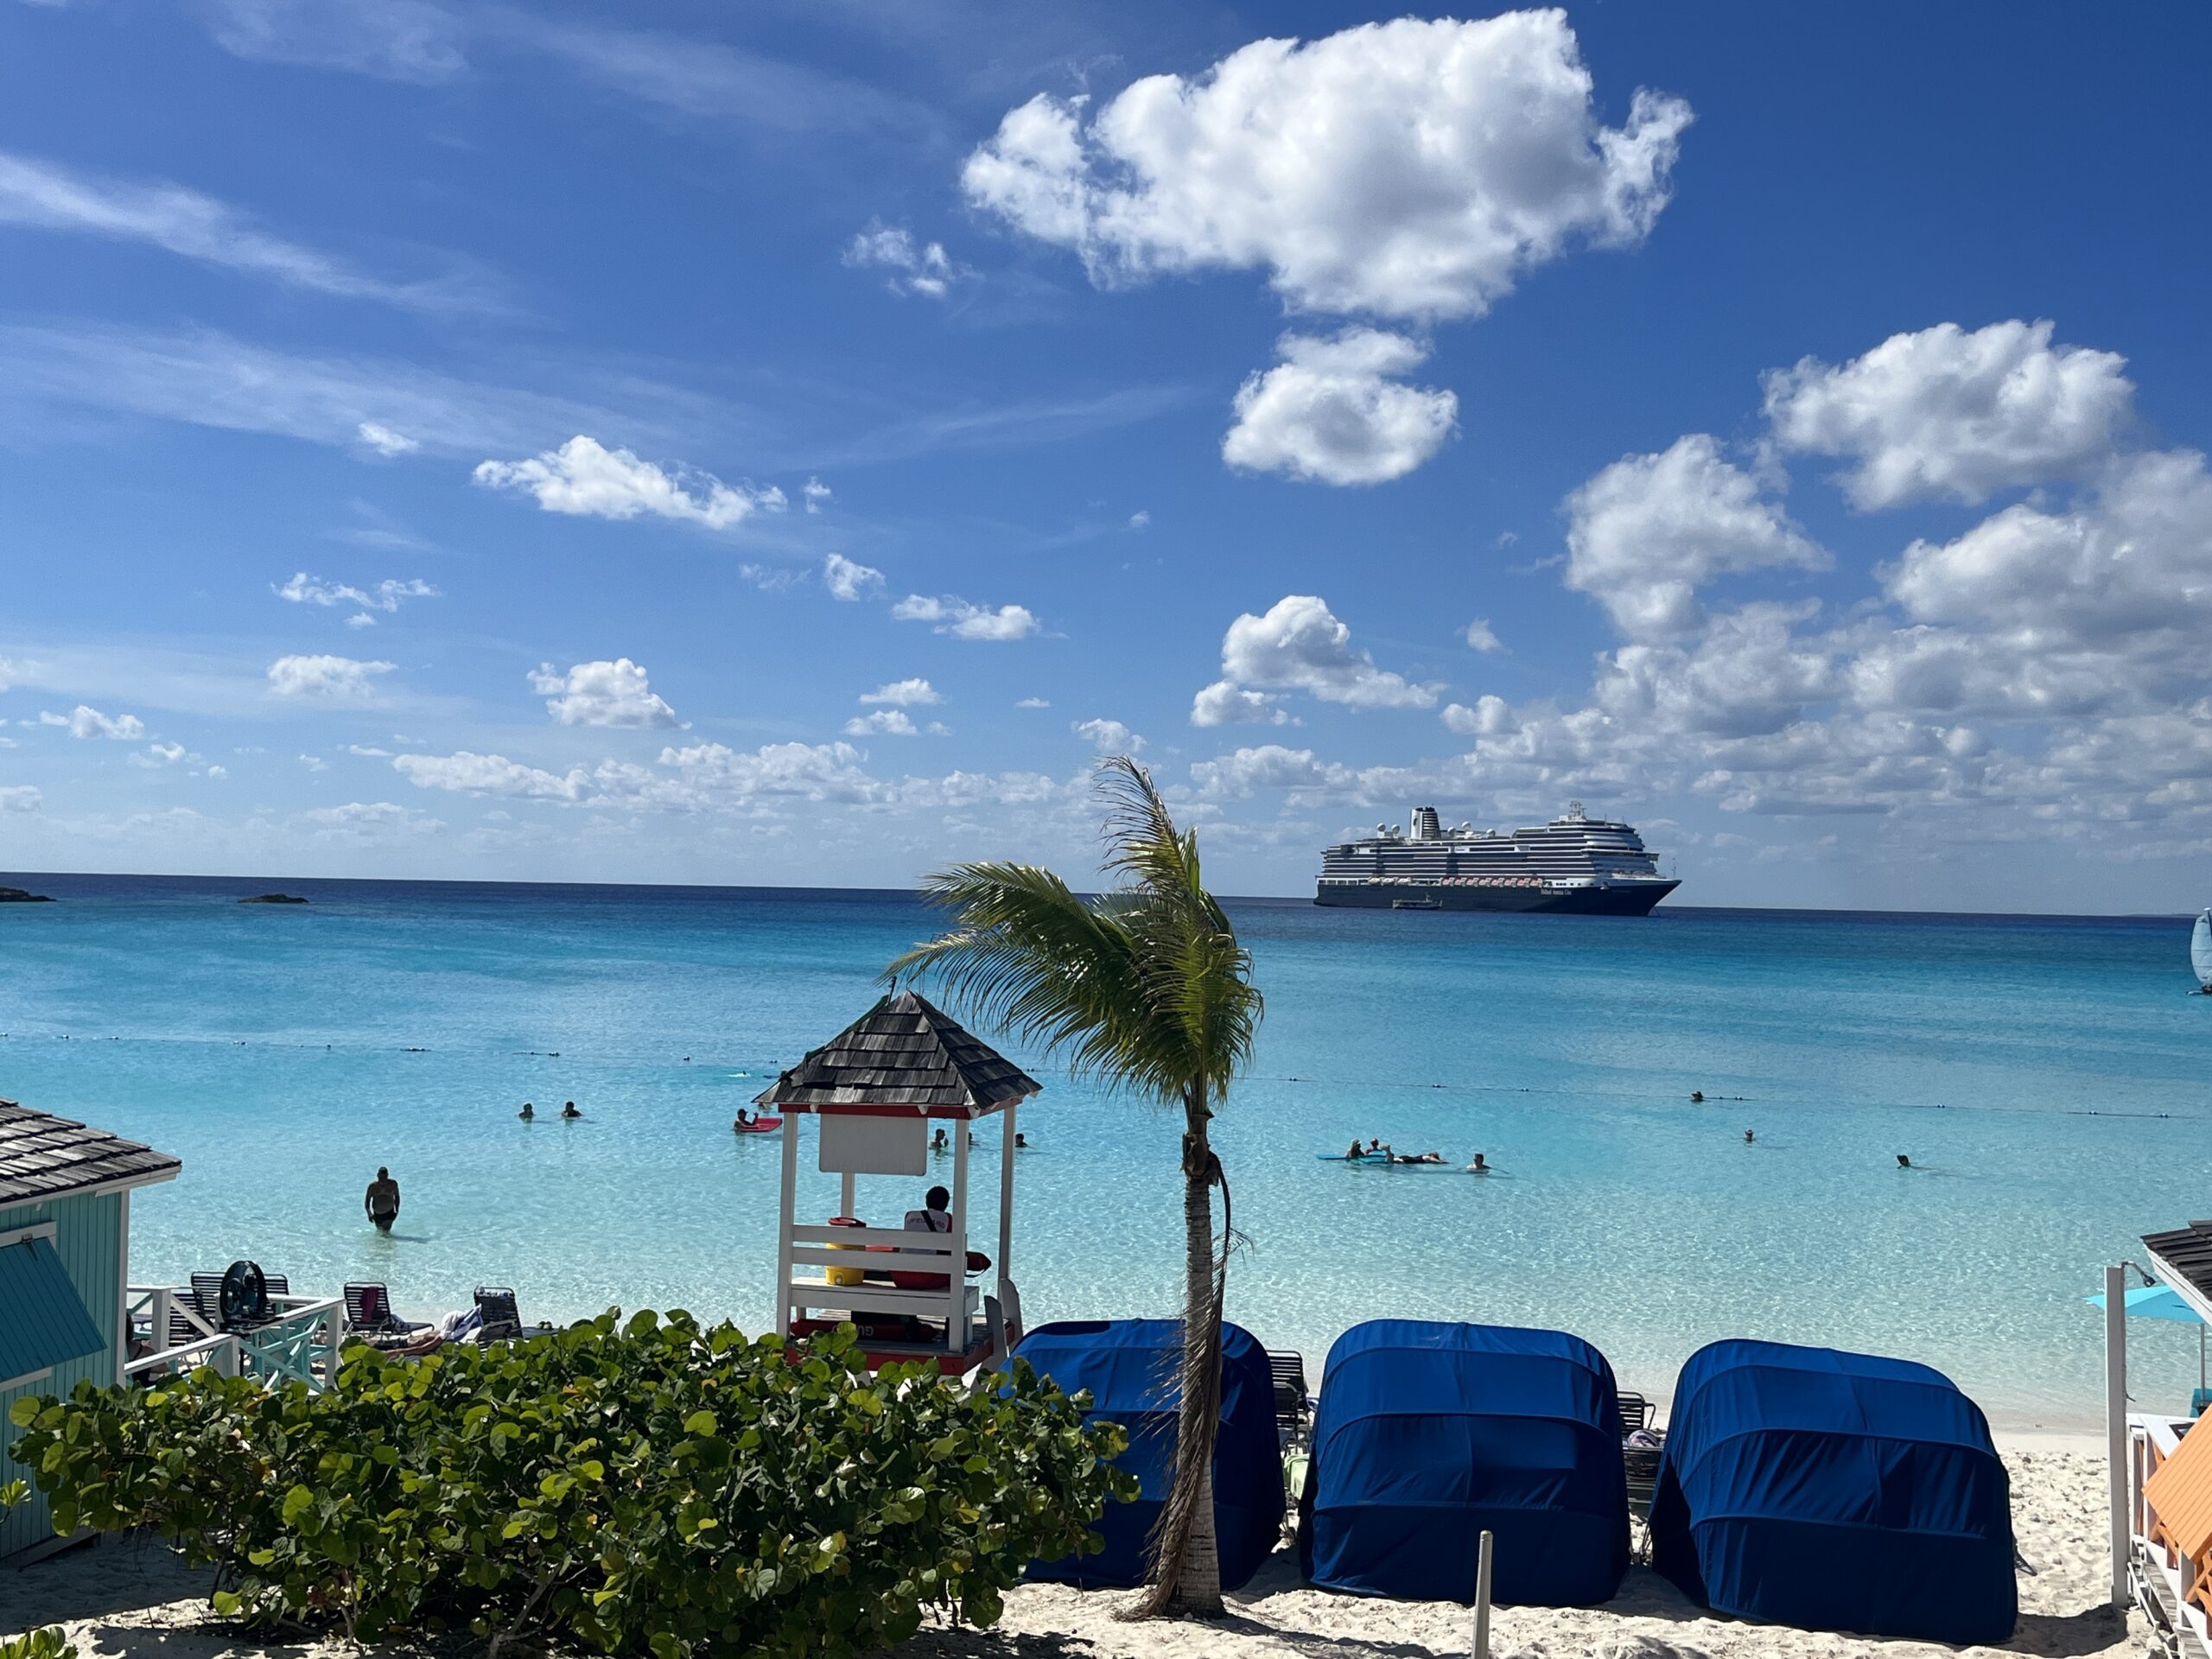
1,874 -> 2206,1430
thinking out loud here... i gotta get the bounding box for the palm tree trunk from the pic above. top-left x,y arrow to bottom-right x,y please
1128,1089 -> 1226,1618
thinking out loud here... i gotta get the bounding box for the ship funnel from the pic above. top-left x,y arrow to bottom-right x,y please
1410,805 -> 1441,842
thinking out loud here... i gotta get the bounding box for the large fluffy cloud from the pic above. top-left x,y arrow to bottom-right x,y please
528,658 -> 678,728
963,11 -> 1690,322
1194,595 -> 1436,724
473,435 -> 785,529
1564,435 -> 1826,639
1763,320 -> 2135,510
1222,329 -> 1457,486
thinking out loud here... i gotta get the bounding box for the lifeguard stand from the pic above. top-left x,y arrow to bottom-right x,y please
755,990 -> 1040,1375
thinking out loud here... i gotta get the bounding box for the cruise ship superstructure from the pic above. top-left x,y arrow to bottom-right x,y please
1314,803 -> 1680,915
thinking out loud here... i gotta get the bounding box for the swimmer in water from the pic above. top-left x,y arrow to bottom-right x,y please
1346,1138 -> 1364,1160
1690,1090 -> 1705,1103
518,1101 -> 534,1121
1897,1153 -> 1911,1168
1467,1152 -> 1491,1173
562,1101 -> 582,1120
1744,1129 -> 1754,1143
931,1128 -> 948,1152
1014,1132 -> 1030,1149
734,1108 -> 754,1130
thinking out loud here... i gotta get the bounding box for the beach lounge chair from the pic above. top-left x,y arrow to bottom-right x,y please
473,1286 -> 524,1343
1300,1319 -> 1630,1606
344,1281 -> 435,1348
1618,1391 -> 1664,1519
1267,1349 -> 1312,1446
1014,1319 -> 1286,1591
1649,1338 -> 2015,1645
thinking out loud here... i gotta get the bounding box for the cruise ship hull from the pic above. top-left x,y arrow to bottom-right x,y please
1315,880 -> 1680,916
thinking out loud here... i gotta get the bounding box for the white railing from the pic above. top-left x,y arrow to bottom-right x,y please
785,1224 -> 976,1342
2128,1413 -> 2212,1659
126,1286 -> 346,1394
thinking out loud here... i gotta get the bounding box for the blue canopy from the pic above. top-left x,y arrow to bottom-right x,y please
1014,1319 -> 1284,1591
1650,1339 -> 2015,1645
1298,1320 -> 1628,1605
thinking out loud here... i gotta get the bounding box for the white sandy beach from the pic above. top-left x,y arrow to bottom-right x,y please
0,1442 -> 2138,1659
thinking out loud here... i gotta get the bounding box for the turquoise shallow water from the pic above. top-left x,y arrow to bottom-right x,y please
1,873 -> 2207,1430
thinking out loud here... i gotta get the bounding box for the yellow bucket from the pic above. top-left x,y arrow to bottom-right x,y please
825,1217 -> 864,1287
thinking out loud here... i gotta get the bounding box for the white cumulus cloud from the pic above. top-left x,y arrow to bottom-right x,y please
1465,619 -> 1502,652
1197,594 -> 1437,721
842,223 -> 959,298
40,704 -> 145,740
844,709 -> 944,738
823,553 -> 883,601
1188,744 -> 1352,800
961,11 -> 1690,323
1073,717 -> 1142,753
275,572 -> 436,623
1223,329 -> 1457,486
892,594 -> 1039,641
1563,434 -> 1826,639
394,751 -> 589,801
473,435 -> 785,530
1191,680 -> 1293,728
528,658 -> 677,728
267,653 -> 396,703
1763,320 -> 2135,510
0,785 -> 41,812
859,678 -> 940,706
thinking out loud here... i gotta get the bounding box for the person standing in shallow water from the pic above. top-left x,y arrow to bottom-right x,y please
365,1166 -> 400,1232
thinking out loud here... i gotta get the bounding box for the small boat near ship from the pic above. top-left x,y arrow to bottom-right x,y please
2193,908 -> 2212,995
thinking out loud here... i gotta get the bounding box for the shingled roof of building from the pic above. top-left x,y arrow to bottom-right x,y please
0,1100 -> 182,1206
754,990 -> 1041,1116
2146,1220 -> 2212,1313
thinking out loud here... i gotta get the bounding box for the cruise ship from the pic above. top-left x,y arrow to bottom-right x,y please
1314,803 -> 1681,915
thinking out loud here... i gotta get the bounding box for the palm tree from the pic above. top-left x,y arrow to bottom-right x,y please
884,756 -> 1262,1617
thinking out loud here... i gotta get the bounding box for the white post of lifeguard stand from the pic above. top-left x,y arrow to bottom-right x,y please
756,990 -> 1039,1375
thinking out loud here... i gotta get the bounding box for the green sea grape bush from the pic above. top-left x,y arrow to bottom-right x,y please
0,1479 -> 76,1659
8,1313 -> 1134,1658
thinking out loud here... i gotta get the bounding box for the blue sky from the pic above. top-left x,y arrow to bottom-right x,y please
3,2 -> 2209,909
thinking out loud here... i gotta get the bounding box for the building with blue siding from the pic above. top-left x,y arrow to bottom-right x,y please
0,1099 -> 180,1562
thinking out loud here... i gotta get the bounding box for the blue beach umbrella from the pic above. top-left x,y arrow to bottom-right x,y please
2088,1283 -> 2208,1391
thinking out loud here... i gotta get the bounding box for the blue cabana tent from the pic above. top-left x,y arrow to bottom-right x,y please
1649,1339 -> 2015,1645
1299,1320 -> 1628,1605
1014,1319 -> 1284,1590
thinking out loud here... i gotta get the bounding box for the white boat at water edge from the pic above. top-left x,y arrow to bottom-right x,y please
2193,908 -> 2212,994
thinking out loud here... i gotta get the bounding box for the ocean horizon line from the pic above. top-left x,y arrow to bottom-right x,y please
0,866 -> 2199,925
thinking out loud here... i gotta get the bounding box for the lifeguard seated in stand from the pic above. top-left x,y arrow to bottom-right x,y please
888,1183 -> 990,1291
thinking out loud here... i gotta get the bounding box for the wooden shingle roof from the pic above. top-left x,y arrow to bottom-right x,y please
754,991 -> 1041,1116
0,1100 -> 181,1205
2146,1220 -> 2212,1312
